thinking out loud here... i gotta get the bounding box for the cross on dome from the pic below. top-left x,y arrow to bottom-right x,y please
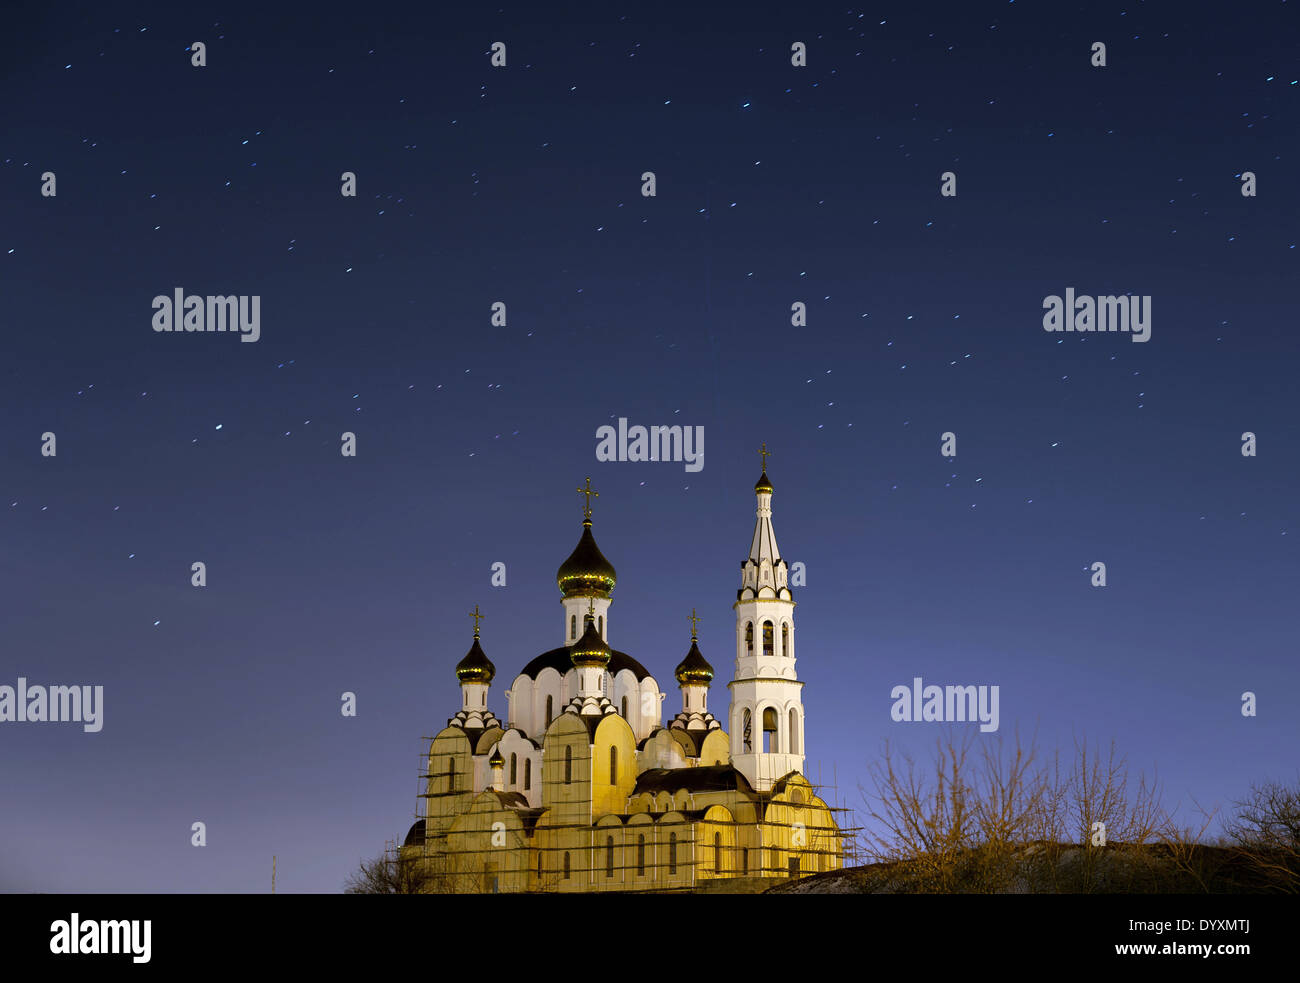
576,477 -> 599,520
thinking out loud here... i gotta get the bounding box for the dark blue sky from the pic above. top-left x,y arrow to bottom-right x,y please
1,1 -> 1296,892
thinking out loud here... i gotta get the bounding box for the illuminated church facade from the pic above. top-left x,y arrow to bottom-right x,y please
401,455 -> 842,892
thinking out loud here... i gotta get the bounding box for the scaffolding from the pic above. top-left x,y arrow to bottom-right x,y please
402,736 -> 862,893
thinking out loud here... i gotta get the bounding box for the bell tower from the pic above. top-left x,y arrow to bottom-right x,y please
728,444 -> 805,791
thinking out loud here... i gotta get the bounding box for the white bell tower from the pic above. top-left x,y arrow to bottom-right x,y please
728,444 -> 805,791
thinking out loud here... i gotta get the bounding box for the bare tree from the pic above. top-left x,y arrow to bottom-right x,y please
860,730 -> 1049,892
1225,779 -> 1300,893
859,731 -> 1172,892
344,839 -> 440,894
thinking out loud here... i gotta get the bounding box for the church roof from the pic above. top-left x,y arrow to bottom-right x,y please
767,772 -> 804,798
632,765 -> 756,796
403,819 -> 426,847
520,645 -> 653,682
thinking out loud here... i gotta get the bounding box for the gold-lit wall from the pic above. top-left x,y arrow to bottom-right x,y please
404,715 -> 842,893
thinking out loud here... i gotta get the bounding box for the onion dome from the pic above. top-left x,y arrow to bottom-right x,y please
570,613 -> 612,668
675,638 -> 713,685
455,616 -> 495,684
558,478 -> 617,598
676,610 -> 712,684
556,520 -> 617,598
488,746 -> 504,768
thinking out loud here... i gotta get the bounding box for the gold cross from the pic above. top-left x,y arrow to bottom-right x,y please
687,608 -> 701,641
468,604 -> 485,636
577,477 -> 599,520
758,442 -> 771,470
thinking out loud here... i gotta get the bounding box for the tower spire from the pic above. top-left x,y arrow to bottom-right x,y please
754,442 -> 774,495
729,454 -> 803,790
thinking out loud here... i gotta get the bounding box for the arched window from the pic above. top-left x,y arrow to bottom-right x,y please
742,709 -> 752,753
745,622 -> 753,655
536,851 -> 543,878
606,836 -> 615,878
447,756 -> 456,792
510,753 -> 517,786
545,695 -> 553,726
762,621 -> 774,657
789,708 -> 800,754
598,615 -> 604,636
782,622 -> 789,656
637,835 -> 646,875
609,746 -> 618,785
564,745 -> 572,784
570,614 -> 577,640
669,832 -> 678,874
524,758 -> 531,791
763,707 -> 778,753
563,852 -> 570,879
770,847 -> 780,874
621,696 -> 629,719
742,847 -> 749,875
714,832 -> 724,873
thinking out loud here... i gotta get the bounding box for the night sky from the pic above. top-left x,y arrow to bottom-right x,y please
2,2 -> 1297,893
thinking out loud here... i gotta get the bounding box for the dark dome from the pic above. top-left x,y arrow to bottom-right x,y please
455,635 -> 495,684
570,616 -> 612,668
519,645 -> 652,682
556,521 -> 617,598
674,639 -> 714,685
755,470 -> 773,494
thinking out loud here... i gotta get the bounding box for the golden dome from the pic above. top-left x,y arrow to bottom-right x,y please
455,635 -> 495,684
570,614 -> 612,668
674,639 -> 714,685
556,520 -> 617,598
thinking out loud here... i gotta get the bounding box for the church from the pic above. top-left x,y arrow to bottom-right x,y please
400,451 -> 843,892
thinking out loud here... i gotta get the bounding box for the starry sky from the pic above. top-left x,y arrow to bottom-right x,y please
2,1 -> 1297,893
